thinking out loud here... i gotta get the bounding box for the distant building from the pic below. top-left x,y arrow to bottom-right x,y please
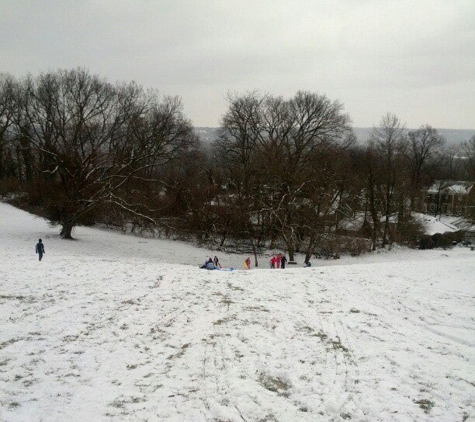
425,181 -> 475,217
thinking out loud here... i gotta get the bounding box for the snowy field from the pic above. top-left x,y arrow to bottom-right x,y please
0,202 -> 474,422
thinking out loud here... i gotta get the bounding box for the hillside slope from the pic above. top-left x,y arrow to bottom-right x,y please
1,203 -> 474,422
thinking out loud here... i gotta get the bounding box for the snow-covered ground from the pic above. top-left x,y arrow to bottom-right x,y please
415,213 -> 462,236
1,202 -> 474,422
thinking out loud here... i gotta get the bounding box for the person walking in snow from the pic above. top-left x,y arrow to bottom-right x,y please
245,257 -> 251,270
35,238 -> 45,261
281,254 -> 287,269
270,255 -> 276,269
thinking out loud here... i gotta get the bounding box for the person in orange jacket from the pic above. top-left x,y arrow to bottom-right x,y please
245,257 -> 251,270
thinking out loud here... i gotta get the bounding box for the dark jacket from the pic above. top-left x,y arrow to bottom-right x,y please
205,261 -> 216,270
36,241 -> 45,254
281,255 -> 287,268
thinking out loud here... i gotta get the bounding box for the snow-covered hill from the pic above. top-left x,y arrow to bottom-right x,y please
1,202 -> 474,422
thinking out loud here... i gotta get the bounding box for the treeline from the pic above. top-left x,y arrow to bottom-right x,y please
1,70 -> 474,260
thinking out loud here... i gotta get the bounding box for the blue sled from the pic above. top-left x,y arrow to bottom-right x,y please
216,267 -> 235,271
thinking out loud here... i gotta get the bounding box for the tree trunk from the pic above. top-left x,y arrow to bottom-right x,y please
219,231 -> 227,247
60,221 -> 75,239
382,215 -> 390,247
304,232 -> 317,264
252,244 -> 259,268
287,244 -> 295,262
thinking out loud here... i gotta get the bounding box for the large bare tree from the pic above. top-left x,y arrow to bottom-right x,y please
13,69 -> 197,238
216,91 -> 353,261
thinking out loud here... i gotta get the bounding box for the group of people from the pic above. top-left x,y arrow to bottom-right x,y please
201,254 -> 294,270
200,256 -> 222,270
200,256 -> 253,270
270,253 -> 287,269
37,241 -> 310,270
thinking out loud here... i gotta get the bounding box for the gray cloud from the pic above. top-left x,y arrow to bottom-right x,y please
1,0 -> 474,128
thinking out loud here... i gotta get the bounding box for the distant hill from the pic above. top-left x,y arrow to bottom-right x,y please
353,128 -> 474,147
195,127 -> 220,144
196,127 -> 474,148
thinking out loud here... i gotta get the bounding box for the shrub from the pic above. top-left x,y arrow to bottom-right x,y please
314,234 -> 371,258
420,231 -> 466,249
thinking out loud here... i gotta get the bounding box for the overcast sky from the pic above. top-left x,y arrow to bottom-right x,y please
1,0 -> 474,129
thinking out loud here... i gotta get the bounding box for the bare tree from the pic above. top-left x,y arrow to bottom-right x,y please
216,91 -> 265,200
463,135 -> 475,179
263,92 -> 353,260
368,113 -> 407,247
216,91 -> 353,261
0,74 -> 18,188
407,125 -> 445,210
13,69 -> 197,238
